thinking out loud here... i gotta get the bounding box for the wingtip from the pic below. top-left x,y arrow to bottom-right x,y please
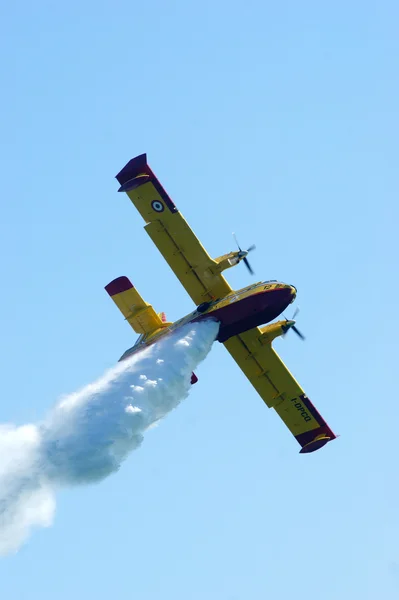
299,436 -> 332,454
117,173 -> 150,193
115,153 -> 148,185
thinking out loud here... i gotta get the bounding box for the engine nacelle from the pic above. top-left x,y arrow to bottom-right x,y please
258,320 -> 294,345
213,251 -> 241,273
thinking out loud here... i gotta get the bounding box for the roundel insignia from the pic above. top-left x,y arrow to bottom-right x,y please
151,200 -> 164,212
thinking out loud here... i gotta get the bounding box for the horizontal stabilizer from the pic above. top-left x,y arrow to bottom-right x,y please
105,276 -> 164,335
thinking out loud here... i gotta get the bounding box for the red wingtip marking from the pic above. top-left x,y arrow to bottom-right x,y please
299,436 -> 331,454
190,372 -> 198,385
105,276 -> 134,296
115,154 -> 148,185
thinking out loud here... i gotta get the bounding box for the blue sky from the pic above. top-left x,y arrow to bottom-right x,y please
0,0 -> 398,598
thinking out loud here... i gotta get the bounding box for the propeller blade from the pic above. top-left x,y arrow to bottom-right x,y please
243,257 -> 254,275
282,309 -> 305,340
232,232 -> 242,251
291,325 -> 306,340
232,233 -> 256,273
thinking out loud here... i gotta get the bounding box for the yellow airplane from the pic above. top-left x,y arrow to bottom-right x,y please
105,153 -> 336,454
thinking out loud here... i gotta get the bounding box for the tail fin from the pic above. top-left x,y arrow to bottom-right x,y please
105,276 -> 165,335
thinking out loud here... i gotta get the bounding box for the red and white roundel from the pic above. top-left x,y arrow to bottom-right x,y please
151,200 -> 164,212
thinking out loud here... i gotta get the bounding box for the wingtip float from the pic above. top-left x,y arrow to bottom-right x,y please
105,153 -> 336,454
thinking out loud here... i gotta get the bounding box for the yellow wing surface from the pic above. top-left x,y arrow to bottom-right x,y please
116,154 -> 232,305
224,328 -> 336,453
105,276 -> 165,335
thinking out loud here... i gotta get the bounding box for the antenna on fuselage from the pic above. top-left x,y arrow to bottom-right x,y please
232,233 -> 256,275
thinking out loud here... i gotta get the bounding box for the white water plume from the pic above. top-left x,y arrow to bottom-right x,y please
0,320 -> 219,556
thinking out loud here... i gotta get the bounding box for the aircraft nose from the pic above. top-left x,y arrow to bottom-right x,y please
289,285 -> 297,301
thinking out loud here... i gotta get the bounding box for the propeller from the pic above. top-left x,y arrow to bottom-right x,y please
232,233 -> 256,275
282,307 -> 306,340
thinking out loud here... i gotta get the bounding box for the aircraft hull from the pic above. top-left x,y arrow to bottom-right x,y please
195,287 -> 294,342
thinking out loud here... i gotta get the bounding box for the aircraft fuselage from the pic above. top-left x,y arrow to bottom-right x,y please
118,280 -> 296,362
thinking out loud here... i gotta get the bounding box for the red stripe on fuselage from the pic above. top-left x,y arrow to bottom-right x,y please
200,287 -> 294,342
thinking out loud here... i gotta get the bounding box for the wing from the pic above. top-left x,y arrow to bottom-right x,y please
224,328 -> 336,453
116,154 -> 232,305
